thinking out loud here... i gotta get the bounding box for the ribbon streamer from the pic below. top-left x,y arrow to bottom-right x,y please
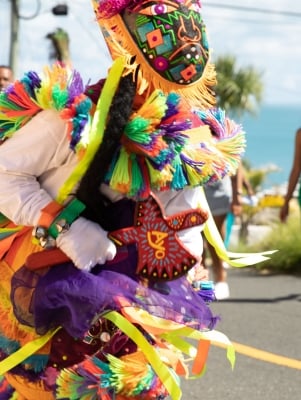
0,328 -> 60,375
200,187 -> 277,266
56,56 -> 126,204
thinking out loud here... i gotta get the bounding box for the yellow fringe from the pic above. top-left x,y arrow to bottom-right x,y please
5,373 -> 54,400
132,89 -> 167,123
0,261 -> 47,349
108,351 -> 150,395
34,64 -> 70,110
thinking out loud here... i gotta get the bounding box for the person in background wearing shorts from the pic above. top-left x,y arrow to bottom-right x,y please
280,128 -> 301,222
203,167 -> 243,300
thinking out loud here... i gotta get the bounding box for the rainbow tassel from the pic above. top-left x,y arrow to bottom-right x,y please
0,64 -> 92,151
171,156 -> 188,190
56,352 -> 168,400
164,92 -> 181,120
106,352 -> 153,396
122,90 -> 169,159
109,147 -> 131,194
134,90 -> 167,123
129,155 -> 145,197
105,88 -> 246,197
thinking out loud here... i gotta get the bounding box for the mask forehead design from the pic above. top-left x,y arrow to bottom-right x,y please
121,0 -> 209,85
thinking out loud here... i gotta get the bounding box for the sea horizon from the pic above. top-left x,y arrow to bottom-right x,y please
240,103 -> 301,191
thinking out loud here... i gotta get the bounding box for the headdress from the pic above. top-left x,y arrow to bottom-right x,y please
92,0 -> 217,108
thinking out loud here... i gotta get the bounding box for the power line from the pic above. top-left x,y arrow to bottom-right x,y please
207,3 -> 301,18
12,0 -> 41,20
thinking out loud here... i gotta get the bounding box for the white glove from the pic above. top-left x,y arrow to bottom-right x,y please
56,217 -> 117,271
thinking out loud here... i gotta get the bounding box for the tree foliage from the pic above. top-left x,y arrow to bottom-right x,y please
214,54 -> 264,117
46,28 -> 71,66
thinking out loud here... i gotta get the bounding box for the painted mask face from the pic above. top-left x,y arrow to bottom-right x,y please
121,0 -> 210,85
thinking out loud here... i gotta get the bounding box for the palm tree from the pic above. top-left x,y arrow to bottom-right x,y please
214,54 -> 265,243
214,54 -> 264,117
46,28 -> 72,67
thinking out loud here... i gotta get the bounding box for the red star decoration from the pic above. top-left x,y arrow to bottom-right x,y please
109,193 -> 208,281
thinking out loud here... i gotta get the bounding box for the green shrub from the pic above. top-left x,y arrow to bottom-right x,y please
231,217 -> 301,274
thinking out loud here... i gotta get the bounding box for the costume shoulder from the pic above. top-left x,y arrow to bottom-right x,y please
105,89 -> 246,197
0,64 -> 92,152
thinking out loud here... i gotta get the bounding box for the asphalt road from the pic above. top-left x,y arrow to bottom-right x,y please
180,267 -> 301,400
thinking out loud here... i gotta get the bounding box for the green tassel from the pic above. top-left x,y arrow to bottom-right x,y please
171,157 -> 187,189
52,84 -> 69,110
110,147 -> 130,193
22,354 -> 48,372
129,155 -> 144,196
124,117 -> 152,144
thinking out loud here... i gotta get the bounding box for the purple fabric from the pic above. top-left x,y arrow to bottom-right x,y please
31,251 -> 217,338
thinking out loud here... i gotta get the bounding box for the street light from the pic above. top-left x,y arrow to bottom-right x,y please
52,4 -> 68,16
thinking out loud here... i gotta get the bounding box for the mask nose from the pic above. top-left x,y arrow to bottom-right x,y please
178,15 -> 201,42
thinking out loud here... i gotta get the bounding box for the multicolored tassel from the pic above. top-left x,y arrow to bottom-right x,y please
56,351 -> 168,400
104,91 -> 246,198
0,63 -> 92,152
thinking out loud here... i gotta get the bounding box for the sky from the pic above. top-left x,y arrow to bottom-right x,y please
1,0 -> 301,106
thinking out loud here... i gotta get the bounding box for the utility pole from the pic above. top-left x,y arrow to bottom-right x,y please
8,1 -> 68,77
9,0 -> 19,76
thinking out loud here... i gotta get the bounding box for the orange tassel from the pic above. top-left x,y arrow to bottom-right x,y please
191,339 -> 211,375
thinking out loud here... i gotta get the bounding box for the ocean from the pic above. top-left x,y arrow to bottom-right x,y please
240,104 -> 301,190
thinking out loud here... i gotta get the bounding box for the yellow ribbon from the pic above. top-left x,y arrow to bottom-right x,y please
161,326 -> 236,370
104,310 -> 182,400
105,305 -> 235,398
200,187 -> 277,266
0,328 -> 60,375
56,56 -> 126,204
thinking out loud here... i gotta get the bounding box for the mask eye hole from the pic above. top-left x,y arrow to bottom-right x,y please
133,1 -> 178,16
150,3 -> 177,15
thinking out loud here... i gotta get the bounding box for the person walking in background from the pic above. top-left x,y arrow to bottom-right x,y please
280,128 -> 301,222
0,65 -> 13,91
203,165 -> 243,300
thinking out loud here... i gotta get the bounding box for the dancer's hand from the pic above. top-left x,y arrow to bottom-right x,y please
56,217 -> 117,271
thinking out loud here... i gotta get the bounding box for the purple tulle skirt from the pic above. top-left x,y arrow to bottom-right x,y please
11,244 -> 217,339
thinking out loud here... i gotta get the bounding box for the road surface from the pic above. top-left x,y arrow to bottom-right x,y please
180,267 -> 301,400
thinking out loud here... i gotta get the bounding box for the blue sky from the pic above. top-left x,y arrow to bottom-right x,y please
203,0 -> 301,106
1,0 -> 300,106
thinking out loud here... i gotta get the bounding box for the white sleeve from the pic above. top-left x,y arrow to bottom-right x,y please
154,187 -> 205,259
0,109 -> 73,226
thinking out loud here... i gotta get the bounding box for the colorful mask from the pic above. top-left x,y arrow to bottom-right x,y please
92,0 -> 216,108
121,0 -> 210,85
